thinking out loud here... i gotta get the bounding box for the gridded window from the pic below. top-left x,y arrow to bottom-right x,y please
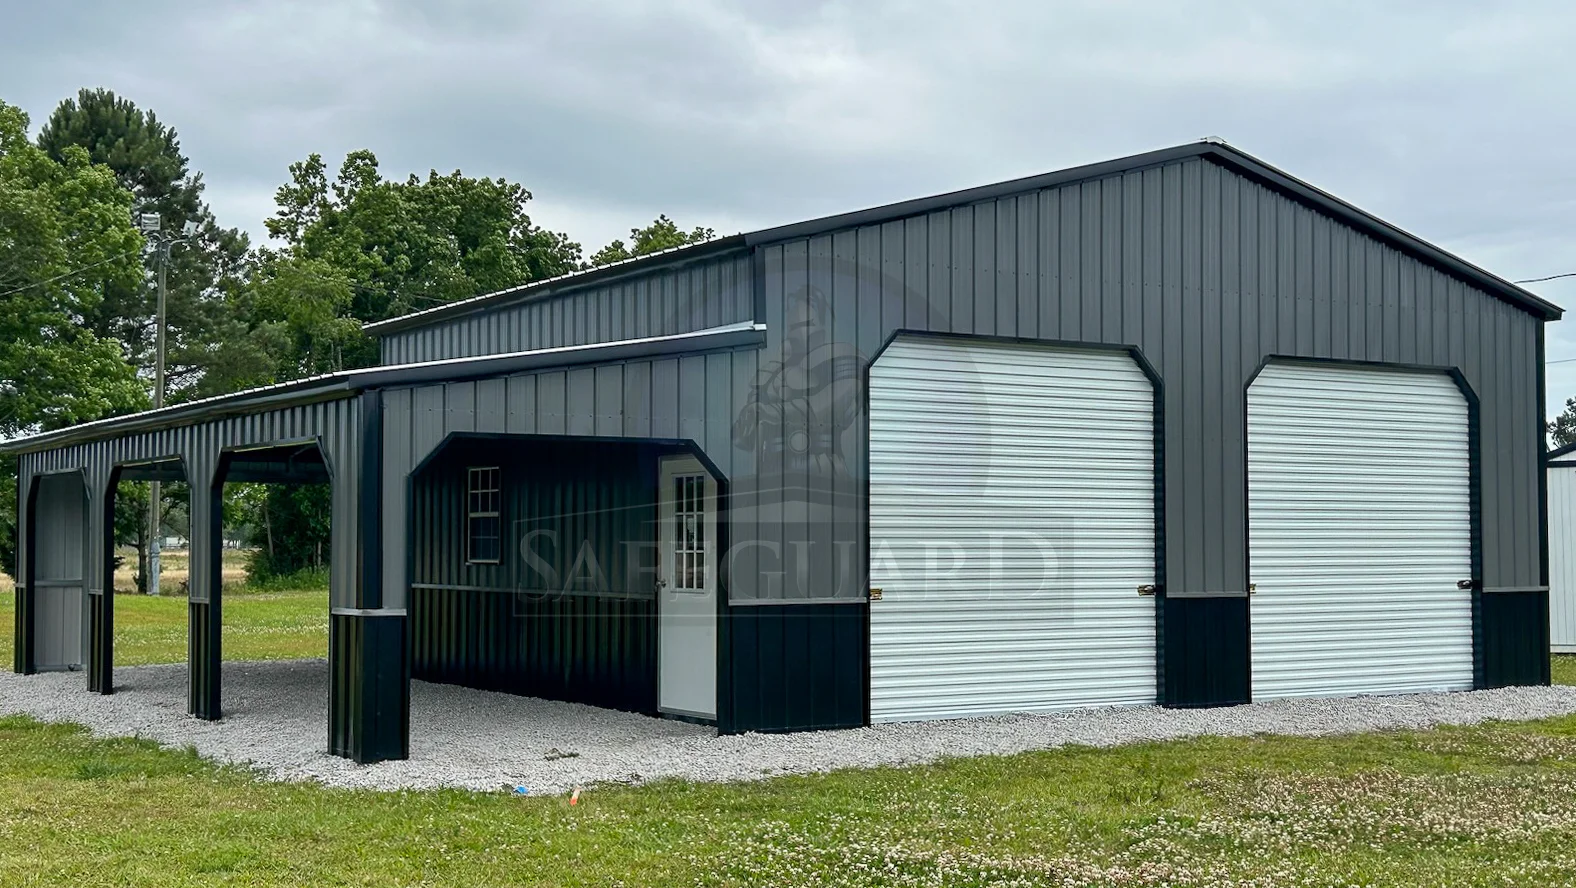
466,467 -> 501,564
672,473 -> 707,589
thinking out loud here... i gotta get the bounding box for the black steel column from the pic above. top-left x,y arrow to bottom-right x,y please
329,609 -> 409,763
86,469 -> 115,694
188,454 -> 223,720
327,391 -> 409,762
14,469 -> 36,675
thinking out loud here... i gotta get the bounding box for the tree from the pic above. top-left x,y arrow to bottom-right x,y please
0,100 -> 147,434
244,483 -> 333,582
261,150 -> 583,339
36,88 -> 270,402
0,100 -> 148,579
1551,398 -> 1576,449
586,215 -> 716,268
232,149 -> 586,583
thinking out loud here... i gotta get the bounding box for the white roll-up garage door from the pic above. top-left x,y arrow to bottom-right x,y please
1247,362 -> 1473,699
868,336 -> 1157,722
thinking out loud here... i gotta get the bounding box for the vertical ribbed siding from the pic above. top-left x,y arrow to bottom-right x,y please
21,471 -> 88,672
409,439 -> 662,596
12,396 -> 373,710
376,252 -> 755,364
379,347 -> 758,609
402,430 -> 678,711
757,155 -> 1543,601
410,587 -> 658,713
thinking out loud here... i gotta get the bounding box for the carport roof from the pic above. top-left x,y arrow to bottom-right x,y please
362,139 -> 1562,336
0,322 -> 766,455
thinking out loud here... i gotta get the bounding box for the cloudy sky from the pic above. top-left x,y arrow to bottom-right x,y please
5,1 -> 1575,411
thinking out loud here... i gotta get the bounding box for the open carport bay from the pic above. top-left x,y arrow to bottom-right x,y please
3,659 -> 1576,795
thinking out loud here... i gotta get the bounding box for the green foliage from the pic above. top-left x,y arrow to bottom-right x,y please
586,214 -> 716,268
36,88 -> 195,220
0,99 -> 147,436
0,459 -> 14,580
1551,396 -> 1576,449
238,150 -> 590,567
34,88 -> 266,402
257,149 -> 584,353
243,566 -> 330,594
243,483 -> 332,583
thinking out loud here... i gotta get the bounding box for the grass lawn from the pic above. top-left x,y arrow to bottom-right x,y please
3,710 -> 1576,885
0,587 -> 327,667
2,585 -> 1576,887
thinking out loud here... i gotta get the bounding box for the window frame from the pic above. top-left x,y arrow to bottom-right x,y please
465,466 -> 503,565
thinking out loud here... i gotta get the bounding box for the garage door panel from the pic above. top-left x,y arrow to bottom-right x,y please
869,337 -> 1157,722
1248,362 -> 1473,700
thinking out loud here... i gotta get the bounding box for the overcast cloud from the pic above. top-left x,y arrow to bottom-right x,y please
5,1 -> 1575,411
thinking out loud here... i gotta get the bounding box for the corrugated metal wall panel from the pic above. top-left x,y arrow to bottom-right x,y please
409,439 -> 662,597
411,587 -> 658,713
756,155 -> 1543,602
1550,465 -> 1576,652
378,344 -> 760,605
868,337 -> 1157,720
1247,362 -> 1474,698
374,252 -> 755,364
1482,590 -> 1552,686
12,395 -> 376,708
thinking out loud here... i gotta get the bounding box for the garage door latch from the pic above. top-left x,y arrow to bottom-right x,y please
868,587 -> 883,601
1136,584 -> 1158,597
1457,578 -> 1480,590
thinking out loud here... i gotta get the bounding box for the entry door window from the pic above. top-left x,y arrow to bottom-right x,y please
671,473 -> 708,591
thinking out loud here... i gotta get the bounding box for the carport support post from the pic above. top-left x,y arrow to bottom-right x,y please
187,453 -> 223,720
327,390 -> 409,763
85,468 -> 115,694
13,467 -> 35,674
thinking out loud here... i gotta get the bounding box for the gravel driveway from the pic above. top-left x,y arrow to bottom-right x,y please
3,659 -> 1575,795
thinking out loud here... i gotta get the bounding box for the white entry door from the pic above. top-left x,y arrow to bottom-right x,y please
658,455 -> 718,719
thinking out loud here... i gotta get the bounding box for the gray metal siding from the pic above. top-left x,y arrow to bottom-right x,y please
377,252 -> 755,364
409,439 -> 662,597
379,345 -> 761,607
16,396 -> 366,610
756,156 -> 1543,600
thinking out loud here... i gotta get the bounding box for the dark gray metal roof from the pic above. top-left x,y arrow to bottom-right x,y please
1548,441 -> 1576,464
362,140 -> 1562,336
0,323 -> 766,455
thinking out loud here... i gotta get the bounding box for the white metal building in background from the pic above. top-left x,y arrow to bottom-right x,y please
1549,442 -> 1576,653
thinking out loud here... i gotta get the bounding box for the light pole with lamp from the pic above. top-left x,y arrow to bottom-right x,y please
138,213 -> 199,595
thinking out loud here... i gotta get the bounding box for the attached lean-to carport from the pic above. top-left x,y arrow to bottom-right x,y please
5,322 -> 764,763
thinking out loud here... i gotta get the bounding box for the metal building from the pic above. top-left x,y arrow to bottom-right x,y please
6,141 -> 1560,762
1548,443 -> 1576,653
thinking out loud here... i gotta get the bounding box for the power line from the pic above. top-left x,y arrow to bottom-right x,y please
1516,272 -> 1576,284
0,250 -> 141,301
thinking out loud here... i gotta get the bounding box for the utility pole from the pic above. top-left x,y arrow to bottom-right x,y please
139,214 -> 198,595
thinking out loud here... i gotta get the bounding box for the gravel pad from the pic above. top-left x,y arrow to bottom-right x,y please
3,659 -> 1575,795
